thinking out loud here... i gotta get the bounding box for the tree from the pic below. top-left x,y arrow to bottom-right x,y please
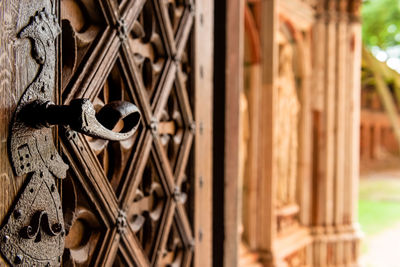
362,0 -> 400,49
362,0 -> 400,151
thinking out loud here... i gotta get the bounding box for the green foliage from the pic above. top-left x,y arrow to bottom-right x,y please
359,178 -> 400,236
362,0 -> 400,48
359,200 -> 400,236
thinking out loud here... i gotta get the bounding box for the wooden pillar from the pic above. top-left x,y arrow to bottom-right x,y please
311,0 -> 362,265
243,1 -> 262,249
257,0 -> 278,264
298,28 -> 313,231
346,2 -> 362,260
334,1 -> 349,264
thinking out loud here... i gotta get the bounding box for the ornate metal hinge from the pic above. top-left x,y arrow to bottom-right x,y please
0,8 -> 140,267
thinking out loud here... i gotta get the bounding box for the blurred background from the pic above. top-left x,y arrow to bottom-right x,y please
359,0 -> 400,266
230,1 -> 400,266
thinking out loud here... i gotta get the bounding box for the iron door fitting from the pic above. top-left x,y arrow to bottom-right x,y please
0,8 -> 141,267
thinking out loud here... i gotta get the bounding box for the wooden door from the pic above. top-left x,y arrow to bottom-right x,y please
0,0 -> 213,266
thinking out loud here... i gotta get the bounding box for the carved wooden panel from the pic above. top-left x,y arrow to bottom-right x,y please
61,0 -> 106,91
59,0 -> 196,266
275,22 -> 301,235
241,1 -> 313,265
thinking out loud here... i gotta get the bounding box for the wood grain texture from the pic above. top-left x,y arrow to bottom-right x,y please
311,1 -> 362,265
213,0 -> 242,266
193,0 -> 213,266
0,0 -> 56,265
0,0 -> 212,266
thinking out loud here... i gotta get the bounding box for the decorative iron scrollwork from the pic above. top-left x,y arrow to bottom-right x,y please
0,8 -> 140,267
19,211 -> 63,241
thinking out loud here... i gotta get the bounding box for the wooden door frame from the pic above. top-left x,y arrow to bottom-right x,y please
193,0 -> 214,266
213,0 -> 243,266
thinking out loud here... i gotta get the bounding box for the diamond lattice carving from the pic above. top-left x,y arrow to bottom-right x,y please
159,85 -> 188,172
61,0 -> 107,89
159,0 -> 194,56
180,37 -> 193,107
158,219 -> 193,267
60,159 -> 109,266
60,0 -> 197,266
163,0 -> 191,36
128,0 -> 168,103
112,249 -> 132,267
182,155 -> 194,230
84,59 -> 145,197
128,152 -> 170,264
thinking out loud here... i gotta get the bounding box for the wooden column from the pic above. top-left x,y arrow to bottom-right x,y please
257,0 -> 278,263
311,3 -> 331,264
297,26 -> 313,232
311,0 -> 362,265
345,1 -> 362,261
243,1 -> 262,250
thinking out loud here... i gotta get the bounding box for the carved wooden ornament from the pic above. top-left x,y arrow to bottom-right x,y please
0,8 -> 140,267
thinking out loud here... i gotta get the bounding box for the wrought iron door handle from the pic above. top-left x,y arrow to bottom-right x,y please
0,8 -> 141,267
23,99 -> 141,141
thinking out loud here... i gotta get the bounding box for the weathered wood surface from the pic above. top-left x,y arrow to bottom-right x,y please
0,0 -> 213,266
193,0 -> 213,266
0,0 -> 56,265
213,0 -> 243,266
311,1 -> 362,266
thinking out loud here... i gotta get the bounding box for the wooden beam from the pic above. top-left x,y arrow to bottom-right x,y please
213,0 -> 243,266
194,0 -> 214,266
257,0 -> 278,257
